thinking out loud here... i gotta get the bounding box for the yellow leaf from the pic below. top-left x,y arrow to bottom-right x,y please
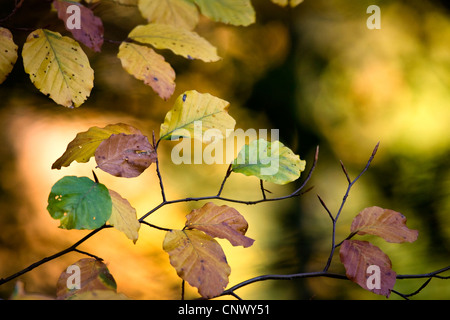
52,123 -> 142,169
128,23 -> 220,62
138,0 -> 199,30
270,0 -> 304,7
350,206 -> 419,243
185,202 -> 254,247
193,0 -> 255,26
163,229 -> 230,298
159,90 -> 236,142
0,28 -> 18,84
108,189 -> 140,243
118,42 -> 175,100
22,29 -> 94,108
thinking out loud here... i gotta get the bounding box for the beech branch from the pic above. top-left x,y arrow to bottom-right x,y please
218,266 -> 450,300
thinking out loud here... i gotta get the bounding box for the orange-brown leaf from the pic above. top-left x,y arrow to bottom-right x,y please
54,0 -> 104,52
340,240 -> 396,297
351,206 -> 418,243
185,202 -> 254,248
163,229 -> 230,298
56,258 -> 117,300
95,133 -> 156,178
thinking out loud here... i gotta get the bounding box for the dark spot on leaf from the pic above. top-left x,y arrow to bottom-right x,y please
182,94 -> 187,102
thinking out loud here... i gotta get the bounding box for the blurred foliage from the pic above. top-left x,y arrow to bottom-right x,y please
0,0 -> 449,299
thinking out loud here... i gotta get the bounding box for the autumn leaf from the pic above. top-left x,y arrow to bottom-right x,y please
128,23 -> 220,62
56,258 -> 117,300
53,0 -> 104,52
138,0 -> 199,30
67,290 -> 130,300
351,206 -> 419,243
118,42 -> 175,100
95,133 -> 156,178
108,189 -> 140,243
185,202 -> 254,248
0,28 -> 18,84
193,0 -> 255,26
163,229 -> 231,298
47,176 -> 112,230
22,29 -> 94,108
52,123 -> 142,170
270,0 -> 304,7
340,240 -> 397,297
232,139 -> 306,185
159,90 -> 236,142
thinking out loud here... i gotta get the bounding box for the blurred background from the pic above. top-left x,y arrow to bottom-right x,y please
0,0 -> 449,299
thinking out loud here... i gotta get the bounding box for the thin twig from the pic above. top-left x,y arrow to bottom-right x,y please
260,180 -> 267,200
73,249 -> 103,261
218,265 -> 449,299
0,225 -> 111,285
317,194 -> 334,222
323,142 -> 379,272
138,146 -> 319,222
140,220 -> 172,232
219,271 -> 347,298
216,164 -> 232,197
0,0 -> 24,23
152,131 -> 166,202
181,280 -> 185,300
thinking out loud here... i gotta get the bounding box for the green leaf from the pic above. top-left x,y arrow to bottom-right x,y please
22,29 -> 94,108
128,23 -> 220,62
47,176 -> 112,230
0,28 -> 18,84
52,123 -> 142,170
138,0 -> 199,30
231,139 -> 306,185
193,0 -> 255,26
159,90 -> 236,142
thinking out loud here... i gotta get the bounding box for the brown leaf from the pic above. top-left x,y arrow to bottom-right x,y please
52,123 -> 142,170
163,229 -> 231,298
95,133 -> 157,178
56,258 -> 117,300
53,0 -> 104,52
351,206 -> 418,243
340,240 -> 397,297
185,202 -> 254,248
